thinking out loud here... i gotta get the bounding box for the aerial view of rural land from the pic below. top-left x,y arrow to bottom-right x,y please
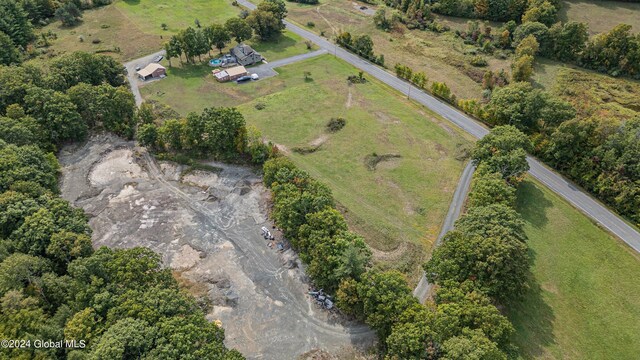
1,0 -> 640,358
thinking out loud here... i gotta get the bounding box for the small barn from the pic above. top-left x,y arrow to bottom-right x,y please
231,44 -> 263,66
136,63 -> 166,80
214,65 -> 248,82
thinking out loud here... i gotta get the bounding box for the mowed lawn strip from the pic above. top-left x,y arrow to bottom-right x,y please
508,179 -> 640,359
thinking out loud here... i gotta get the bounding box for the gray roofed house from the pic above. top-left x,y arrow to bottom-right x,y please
231,44 -> 263,66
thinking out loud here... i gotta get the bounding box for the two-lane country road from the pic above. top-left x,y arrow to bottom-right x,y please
236,0 -> 640,254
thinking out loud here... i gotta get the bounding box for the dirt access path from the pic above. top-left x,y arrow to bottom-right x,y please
58,135 -> 374,359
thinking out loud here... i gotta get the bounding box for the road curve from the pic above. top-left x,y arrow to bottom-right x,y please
413,162 -> 475,303
237,0 -> 640,253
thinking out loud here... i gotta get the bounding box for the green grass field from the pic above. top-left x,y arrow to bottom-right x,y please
39,0 -> 308,62
142,54 -> 471,280
560,0 -> 640,35
116,0 -> 241,35
508,179 -> 640,359
248,31 -> 314,62
39,5 -> 164,62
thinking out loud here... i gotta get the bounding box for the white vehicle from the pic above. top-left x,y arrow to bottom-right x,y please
251,73 -> 259,80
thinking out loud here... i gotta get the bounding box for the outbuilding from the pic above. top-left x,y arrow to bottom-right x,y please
136,63 -> 166,80
213,65 -> 248,82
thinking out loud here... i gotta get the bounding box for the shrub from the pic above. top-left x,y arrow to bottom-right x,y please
470,55 -> 488,67
306,21 -> 315,28
431,81 -> 453,102
326,117 -> 346,132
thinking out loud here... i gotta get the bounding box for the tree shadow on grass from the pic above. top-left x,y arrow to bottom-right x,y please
252,33 -> 299,54
516,180 -> 553,229
507,255 -> 557,359
507,180 -> 556,357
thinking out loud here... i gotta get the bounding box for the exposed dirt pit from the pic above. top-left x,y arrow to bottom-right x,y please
89,148 -> 147,186
59,134 -> 375,360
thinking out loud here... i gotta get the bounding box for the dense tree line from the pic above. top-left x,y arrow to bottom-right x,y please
0,52 -> 134,148
485,81 -> 575,133
164,0 -> 286,65
137,106 -> 273,164
543,117 -> 640,224
476,79 -> 639,223
425,125 -> 532,303
510,21 -> 640,79
262,157 -> 371,292
338,270 -> 516,358
0,51 -> 243,358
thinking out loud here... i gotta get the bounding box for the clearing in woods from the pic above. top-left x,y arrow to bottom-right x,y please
142,54 -> 472,281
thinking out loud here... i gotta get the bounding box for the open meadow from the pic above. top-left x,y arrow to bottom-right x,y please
559,0 -> 640,34
116,0 -> 240,35
281,0 -> 512,100
37,0 -> 308,62
509,179 -> 640,359
38,4 -> 165,61
142,54 -> 472,280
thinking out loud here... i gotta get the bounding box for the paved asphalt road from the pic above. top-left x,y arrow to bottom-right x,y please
237,0 -> 640,254
250,49 -> 327,79
413,162 -> 475,302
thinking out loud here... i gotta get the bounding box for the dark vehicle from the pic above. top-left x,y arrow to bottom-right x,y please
135,65 -> 141,71
153,55 -> 164,63
236,75 -> 252,83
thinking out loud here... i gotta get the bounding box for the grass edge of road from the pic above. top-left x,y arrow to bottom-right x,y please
508,177 -> 640,359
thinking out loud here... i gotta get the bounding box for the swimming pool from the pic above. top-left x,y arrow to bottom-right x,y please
209,59 -> 222,66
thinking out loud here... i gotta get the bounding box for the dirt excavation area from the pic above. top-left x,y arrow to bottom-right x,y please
58,134 -> 375,359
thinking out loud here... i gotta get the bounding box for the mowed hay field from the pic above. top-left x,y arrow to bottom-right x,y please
142,55 -> 472,280
560,0 -> 640,34
508,179 -> 640,359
